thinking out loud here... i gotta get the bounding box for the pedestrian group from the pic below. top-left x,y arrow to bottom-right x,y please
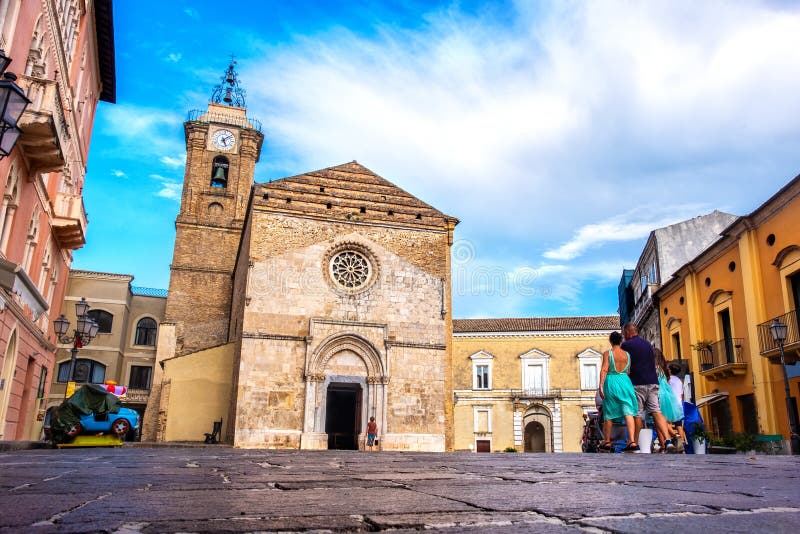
598,323 -> 685,453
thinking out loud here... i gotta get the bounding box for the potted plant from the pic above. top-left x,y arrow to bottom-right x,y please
690,423 -> 711,454
729,433 -> 761,455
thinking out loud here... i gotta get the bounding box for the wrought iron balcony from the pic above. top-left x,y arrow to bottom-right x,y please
186,109 -> 262,132
698,337 -> 748,380
50,192 -> 87,249
757,310 -> 800,365
513,388 -> 562,400
15,75 -> 69,173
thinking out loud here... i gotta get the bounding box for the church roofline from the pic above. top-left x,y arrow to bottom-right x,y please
253,161 -> 458,229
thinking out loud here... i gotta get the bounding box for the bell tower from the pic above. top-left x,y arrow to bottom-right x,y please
166,60 -> 264,354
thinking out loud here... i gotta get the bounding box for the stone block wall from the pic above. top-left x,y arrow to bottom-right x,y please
230,209 -> 452,450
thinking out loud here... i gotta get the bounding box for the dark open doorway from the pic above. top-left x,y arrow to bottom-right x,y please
325,382 -> 362,450
524,421 -> 546,452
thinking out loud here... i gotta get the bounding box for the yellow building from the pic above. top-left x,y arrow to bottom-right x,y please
453,316 -> 618,453
47,270 -> 166,439
656,173 -> 800,449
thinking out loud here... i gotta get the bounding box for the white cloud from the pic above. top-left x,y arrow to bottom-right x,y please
243,2 -> 800,250
234,2 -> 800,317
111,169 -> 126,178
184,8 -> 198,19
101,106 -> 183,153
160,155 -> 185,168
167,53 -> 182,63
149,174 -> 182,201
543,205 -> 709,261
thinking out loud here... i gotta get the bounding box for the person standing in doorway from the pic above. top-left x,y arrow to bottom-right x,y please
621,323 -> 675,452
366,416 -> 378,450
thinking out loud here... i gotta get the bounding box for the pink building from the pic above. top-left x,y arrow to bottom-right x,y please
0,0 -> 115,440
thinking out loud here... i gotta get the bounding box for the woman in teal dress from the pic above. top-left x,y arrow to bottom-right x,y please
598,331 -> 639,452
654,347 -> 685,452
654,348 -> 684,423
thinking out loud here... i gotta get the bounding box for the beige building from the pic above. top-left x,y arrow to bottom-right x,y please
143,62 -> 459,450
453,317 -> 618,453
47,270 -> 166,435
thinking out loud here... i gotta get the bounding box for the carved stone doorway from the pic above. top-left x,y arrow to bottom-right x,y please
325,382 -> 362,450
524,421 -> 546,452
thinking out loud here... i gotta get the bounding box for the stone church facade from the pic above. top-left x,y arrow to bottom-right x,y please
143,64 -> 458,450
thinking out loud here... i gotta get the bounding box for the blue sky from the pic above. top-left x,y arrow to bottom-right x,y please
75,0 -> 800,319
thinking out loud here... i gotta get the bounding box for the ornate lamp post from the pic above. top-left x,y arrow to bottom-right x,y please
53,298 -> 100,392
769,318 -> 799,455
0,49 -> 31,159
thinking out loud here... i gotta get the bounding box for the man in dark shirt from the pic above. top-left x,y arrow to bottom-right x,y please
622,323 -> 674,451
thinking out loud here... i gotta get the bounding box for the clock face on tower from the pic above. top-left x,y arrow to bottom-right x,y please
211,129 -> 236,151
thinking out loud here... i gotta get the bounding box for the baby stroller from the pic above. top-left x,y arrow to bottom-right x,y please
581,409 -> 630,452
581,411 -> 604,453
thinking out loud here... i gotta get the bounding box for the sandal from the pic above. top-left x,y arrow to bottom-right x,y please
622,442 -> 639,452
598,442 -> 613,451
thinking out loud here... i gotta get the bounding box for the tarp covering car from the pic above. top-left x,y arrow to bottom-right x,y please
48,384 -> 122,444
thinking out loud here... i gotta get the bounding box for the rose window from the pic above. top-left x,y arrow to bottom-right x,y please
330,250 -> 371,289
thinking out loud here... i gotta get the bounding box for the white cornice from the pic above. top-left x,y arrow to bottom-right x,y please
454,329 -> 615,338
70,270 -> 134,281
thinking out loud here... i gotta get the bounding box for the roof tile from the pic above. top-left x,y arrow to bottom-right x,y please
453,316 -> 620,333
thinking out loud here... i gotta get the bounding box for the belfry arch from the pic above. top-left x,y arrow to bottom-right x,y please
301,333 -> 388,450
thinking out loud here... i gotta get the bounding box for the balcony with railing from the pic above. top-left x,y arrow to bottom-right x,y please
756,310 -> 800,365
50,192 -> 87,249
512,388 -> 562,400
15,75 -> 70,173
186,109 -> 262,132
698,337 -> 748,380
123,388 -> 151,405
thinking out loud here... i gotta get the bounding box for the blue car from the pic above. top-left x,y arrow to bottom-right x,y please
75,407 -> 140,437
44,384 -> 141,443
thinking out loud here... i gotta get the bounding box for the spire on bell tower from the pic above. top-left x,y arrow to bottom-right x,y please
210,56 -> 246,107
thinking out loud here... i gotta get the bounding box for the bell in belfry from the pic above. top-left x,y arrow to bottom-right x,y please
211,165 -> 227,187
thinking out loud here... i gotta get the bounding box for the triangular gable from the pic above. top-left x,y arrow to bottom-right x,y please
576,348 -> 602,360
468,350 -> 494,360
252,161 -> 458,229
519,348 -> 551,360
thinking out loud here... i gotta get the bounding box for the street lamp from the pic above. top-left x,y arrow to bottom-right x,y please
53,298 -> 100,389
769,318 -> 799,455
0,49 -> 31,159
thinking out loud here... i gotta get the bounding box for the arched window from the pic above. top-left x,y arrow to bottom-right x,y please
38,240 -> 53,292
87,309 -> 113,333
24,14 -> 47,77
0,164 -> 20,253
210,156 -> 229,188
57,358 -> 105,383
56,0 -> 80,64
0,0 -> 22,50
134,317 -> 157,346
23,207 -> 41,273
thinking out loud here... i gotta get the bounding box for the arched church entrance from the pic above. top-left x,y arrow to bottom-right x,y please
523,404 -> 552,453
302,333 -> 387,450
325,382 -> 362,450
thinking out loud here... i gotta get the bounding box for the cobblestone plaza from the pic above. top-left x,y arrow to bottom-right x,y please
1,447 -> 798,532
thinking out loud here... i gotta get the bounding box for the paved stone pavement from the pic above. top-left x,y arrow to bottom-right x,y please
0,447 -> 798,533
